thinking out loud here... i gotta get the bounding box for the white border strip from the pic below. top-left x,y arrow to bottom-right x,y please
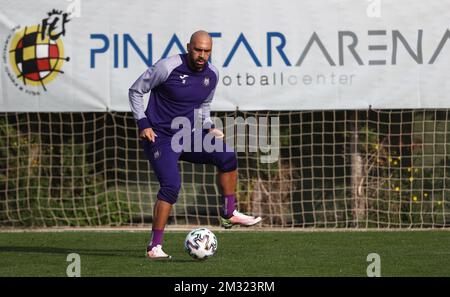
1,226 -> 449,233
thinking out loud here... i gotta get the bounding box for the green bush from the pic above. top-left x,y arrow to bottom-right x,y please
355,123 -> 450,227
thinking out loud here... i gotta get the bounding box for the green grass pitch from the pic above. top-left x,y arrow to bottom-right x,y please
0,230 -> 449,277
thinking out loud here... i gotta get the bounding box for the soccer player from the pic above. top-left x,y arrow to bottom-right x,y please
129,30 -> 262,260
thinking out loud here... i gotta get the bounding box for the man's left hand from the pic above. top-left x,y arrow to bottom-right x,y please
208,128 -> 224,139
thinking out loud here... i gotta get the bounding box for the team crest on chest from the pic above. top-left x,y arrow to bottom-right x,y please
203,76 -> 210,87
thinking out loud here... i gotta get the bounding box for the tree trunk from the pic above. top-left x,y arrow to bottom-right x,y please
351,117 -> 366,227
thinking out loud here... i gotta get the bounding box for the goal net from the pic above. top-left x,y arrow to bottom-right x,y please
1,109 -> 449,228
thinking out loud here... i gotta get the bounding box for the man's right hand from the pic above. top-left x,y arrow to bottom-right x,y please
140,128 -> 158,142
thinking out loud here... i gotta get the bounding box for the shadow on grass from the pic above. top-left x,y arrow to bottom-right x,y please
0,246 -> 144,258
151,259 -> 199,263
0,246 -> 203,263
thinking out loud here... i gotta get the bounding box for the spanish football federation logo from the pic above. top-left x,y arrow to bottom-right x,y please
3,9 -> 71,94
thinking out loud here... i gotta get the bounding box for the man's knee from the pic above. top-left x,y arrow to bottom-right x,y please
217,150 -> 238,172
158,182 -> 181,204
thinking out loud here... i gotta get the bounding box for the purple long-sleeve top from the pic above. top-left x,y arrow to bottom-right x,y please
128,54 -> 218,137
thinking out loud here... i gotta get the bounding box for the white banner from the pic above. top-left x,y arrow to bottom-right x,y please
1,0 -> 450,111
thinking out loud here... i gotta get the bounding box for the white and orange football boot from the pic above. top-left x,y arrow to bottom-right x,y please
146,244 -> 172,260
220,210 -> 262,229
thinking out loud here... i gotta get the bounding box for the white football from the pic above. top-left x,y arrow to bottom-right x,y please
184,228 -> 218,260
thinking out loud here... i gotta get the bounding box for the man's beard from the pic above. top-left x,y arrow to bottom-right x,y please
189,55 -> 206,71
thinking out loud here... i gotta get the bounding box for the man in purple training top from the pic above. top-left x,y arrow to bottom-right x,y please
129,30 -> 262,260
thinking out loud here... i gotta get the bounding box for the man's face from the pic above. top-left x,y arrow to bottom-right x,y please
187,35 -> 212,71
